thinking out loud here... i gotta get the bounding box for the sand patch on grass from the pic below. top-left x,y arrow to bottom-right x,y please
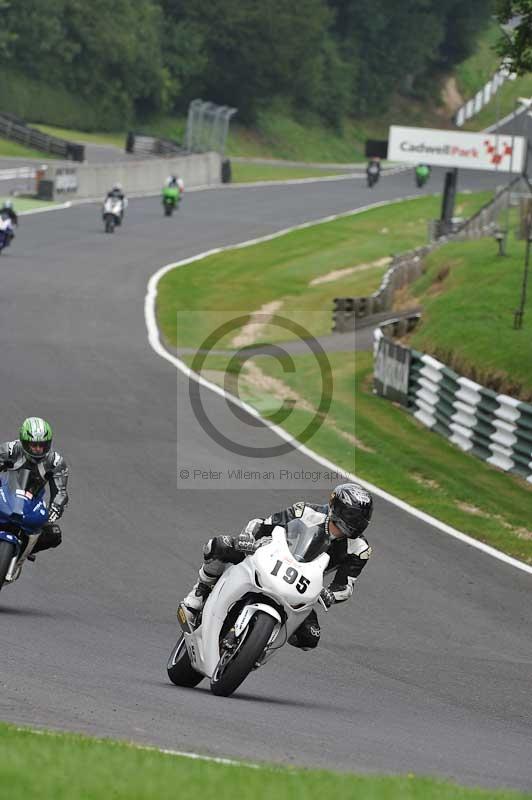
231,300 -> 284,348
309,256 -> 392,287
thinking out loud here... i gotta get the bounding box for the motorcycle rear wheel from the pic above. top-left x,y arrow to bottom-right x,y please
0,540 -> 16,590
210,611 -> 276,697
167,635 -> 203,687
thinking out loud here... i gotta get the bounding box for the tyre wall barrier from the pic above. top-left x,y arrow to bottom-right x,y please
374,326 -> 532,483
46,151 -> 222,199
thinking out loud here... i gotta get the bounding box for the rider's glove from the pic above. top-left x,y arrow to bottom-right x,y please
234,529 -> 257,554
320,587 -> 336,608
48,503 -> 63,523
0,460 -> 13,472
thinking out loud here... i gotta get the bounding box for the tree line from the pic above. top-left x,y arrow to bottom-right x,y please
0,0 -> 496,128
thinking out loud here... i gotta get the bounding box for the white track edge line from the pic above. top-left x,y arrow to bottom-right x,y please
14,725 -> 258,769
145,198 -> 532,576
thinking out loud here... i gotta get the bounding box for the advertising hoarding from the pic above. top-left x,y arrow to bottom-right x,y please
55,167 -> 78,193
388,125 -> 526,173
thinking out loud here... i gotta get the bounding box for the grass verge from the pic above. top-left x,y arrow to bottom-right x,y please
0,137 -> 58,160
230,162 -> 352,183
0,196 -> 60,213
463,72 -> 532,132
31,124 -> 126,149
402,225 -> 532,400
157,192 -> 491,350
454,22 -> 501,100
156,188 -> 532,561
2,722 -> 530,800
182,350 -> 532,565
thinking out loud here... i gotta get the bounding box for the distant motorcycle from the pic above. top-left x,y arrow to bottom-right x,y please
366,161 -> 380,188
102,197 -> 123,233
415,164 -> 431,188
162,186 -> 180,217
168,520 -> 331,697
0,468 -> 49,589
0,213 -> 14,254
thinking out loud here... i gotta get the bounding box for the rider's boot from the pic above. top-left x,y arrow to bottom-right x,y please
181,566 -> 220,625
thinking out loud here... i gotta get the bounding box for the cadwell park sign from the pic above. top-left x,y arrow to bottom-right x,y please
388,125 -> 526,173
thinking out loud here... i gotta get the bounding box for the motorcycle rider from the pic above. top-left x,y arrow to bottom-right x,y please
1,200 -> 18,243
165,175 -> 184,192
104,183 -> 127,220
415,163 -> 431,187
181,483 -> 373,650
366,158 -> 381,186
1,200 -> 18,226
0,417 -> 69,563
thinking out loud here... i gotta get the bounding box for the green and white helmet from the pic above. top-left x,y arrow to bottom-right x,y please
19,417 -> 53,461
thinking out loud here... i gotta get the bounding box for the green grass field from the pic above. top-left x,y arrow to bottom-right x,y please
404,228 -> 532,400
157,192 -> 491,350
2,723 -> 530,800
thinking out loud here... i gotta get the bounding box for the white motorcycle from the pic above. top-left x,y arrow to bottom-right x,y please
168,520 -> 330,697
102,197 -> 123,233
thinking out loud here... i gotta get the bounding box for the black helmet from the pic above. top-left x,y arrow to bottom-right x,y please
328,483 -> 373,538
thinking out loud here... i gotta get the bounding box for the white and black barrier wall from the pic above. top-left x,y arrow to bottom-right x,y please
454,66 -> 516,128
374,329 -> 532,483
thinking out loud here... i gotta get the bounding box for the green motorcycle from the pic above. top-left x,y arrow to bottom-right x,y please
162,186 -> 180,217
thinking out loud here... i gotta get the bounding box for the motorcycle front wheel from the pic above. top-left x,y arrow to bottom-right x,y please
167,635 -> 203,687
0,540 -> 16,590
210,611 -> 276,697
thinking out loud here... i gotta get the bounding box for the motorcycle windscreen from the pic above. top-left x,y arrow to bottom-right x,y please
285,518 -> 329,563
0,468 -> 46,528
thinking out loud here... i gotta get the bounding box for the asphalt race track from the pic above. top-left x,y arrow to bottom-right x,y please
1,165 -> 531,792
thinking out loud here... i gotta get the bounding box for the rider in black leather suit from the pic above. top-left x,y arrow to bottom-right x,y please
181,483 -> 373,650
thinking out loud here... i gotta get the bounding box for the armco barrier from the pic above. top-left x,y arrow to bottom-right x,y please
125,132 -> 184,157
46,151 -> 221,199
374,325 -> 532,483
333,181 -> 520,333
333,245 -> 433,332
0,112 -> 85,161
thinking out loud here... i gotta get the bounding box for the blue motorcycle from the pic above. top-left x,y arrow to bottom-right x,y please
0,468 -> 49,589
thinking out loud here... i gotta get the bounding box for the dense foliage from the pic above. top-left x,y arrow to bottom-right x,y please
496,0 -> 532,73
0,0 -> 495,128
